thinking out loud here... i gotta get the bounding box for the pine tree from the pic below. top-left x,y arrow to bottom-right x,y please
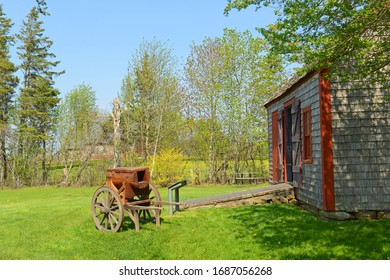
16,6 -> 64,186
0,5 -> 18,187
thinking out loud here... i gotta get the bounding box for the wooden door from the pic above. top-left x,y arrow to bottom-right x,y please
272,111 -> 279,182
277,109 -> 284,182
291,100 -> 301,188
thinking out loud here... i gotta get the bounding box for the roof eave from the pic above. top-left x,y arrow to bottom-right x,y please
264,69 -> 318,109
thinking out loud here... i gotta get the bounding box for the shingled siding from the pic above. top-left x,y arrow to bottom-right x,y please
331,83 -> 390,211
267,73 -> 323,209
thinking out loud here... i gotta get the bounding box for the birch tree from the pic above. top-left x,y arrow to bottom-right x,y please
112,98 -> 121,168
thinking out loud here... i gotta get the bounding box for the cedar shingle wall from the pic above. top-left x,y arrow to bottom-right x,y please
331,84 -> 390,211
267,73 -> 323,209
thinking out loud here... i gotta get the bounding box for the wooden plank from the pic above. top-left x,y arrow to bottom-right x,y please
126,199 -> 151,206
126,205 -> 163,211
155,201 -> 184,206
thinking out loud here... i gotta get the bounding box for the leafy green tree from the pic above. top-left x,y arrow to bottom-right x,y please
184,29 -> 287,182
217,29 -> 285,182
0,5 -> 18,187
225,0 -> 389,85
120,39 -> 183,174
184,37 -> 223,182
57,84 -> 100,186
15,6 -> 64,186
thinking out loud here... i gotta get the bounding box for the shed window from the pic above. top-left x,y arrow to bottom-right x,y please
303,106 -> 312,163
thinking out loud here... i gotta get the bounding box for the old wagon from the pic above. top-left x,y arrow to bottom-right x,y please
91,166 -> 165,232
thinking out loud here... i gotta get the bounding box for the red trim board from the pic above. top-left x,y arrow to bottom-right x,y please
319,69 -> 335,211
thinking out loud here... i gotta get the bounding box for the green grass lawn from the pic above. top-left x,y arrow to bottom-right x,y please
0,185 -> 389,260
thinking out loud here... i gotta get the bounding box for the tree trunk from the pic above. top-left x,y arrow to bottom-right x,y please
0,130 -> 6,188
112,98 -> 122,168
233,140 -> 240,184
208,122 -> 215,183
208,100 -> 217,183
42,140 -> 48,186
73,147 -> 95,185
151,110 -> 163,179
145,122 -> 150,161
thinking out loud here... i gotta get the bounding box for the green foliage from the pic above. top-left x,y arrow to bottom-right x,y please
225,0 -> 390,86
14,6 -> 63,186
57,84 -> 102,186
0,187 -> 389,260
184,29 -> 287,182
0,5 -> 18,186
148,148 -> 187,187
120,39 -> 184,162
58,83 -> 99,150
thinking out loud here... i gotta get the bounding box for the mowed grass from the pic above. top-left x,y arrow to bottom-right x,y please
0,185 -> 389,260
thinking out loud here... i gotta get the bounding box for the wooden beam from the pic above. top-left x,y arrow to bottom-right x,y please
319,69 -> 335,211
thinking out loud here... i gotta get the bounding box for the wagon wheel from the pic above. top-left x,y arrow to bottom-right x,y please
135,183 -> 162,222
91,186 -> 124,232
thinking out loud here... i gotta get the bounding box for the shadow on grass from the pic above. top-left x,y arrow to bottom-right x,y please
230,204 -> 390,260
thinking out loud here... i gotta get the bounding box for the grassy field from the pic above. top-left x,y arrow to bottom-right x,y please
0,185 -> 389,260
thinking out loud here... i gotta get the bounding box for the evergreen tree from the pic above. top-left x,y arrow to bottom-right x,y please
0,5 -> 18,187
16,6 -> 64,186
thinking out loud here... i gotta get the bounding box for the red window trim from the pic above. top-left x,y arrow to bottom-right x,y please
303,106 -> 312,164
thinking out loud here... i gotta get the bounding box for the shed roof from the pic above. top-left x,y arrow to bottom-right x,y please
264,70 -> 317,108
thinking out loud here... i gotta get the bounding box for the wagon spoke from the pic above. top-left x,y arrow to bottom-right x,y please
104,215 -> 108,229
96,211 -> 104,217
109,197 -> 116,208
94,203 -> 105,210
108,214 -> 114,229
109,212 -> 119,226
105,192 -> 110,207
110,204 -> 119,211
99,214 -> 107,226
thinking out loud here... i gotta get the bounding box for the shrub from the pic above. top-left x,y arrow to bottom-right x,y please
148,148 -> 187,187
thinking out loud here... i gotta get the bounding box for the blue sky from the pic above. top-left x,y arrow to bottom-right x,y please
2,0 -> 276,111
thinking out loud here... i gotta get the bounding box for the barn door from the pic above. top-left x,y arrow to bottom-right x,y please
277,109 -> 284,182
291,100 -> 301,188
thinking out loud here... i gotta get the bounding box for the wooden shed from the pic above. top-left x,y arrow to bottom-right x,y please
264,69 -> 390,218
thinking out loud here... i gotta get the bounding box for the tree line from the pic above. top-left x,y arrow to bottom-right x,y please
119,33 -> 287,185
0,3 -> 64,187
0,3 -> 287,188
2,0 -> 386,188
